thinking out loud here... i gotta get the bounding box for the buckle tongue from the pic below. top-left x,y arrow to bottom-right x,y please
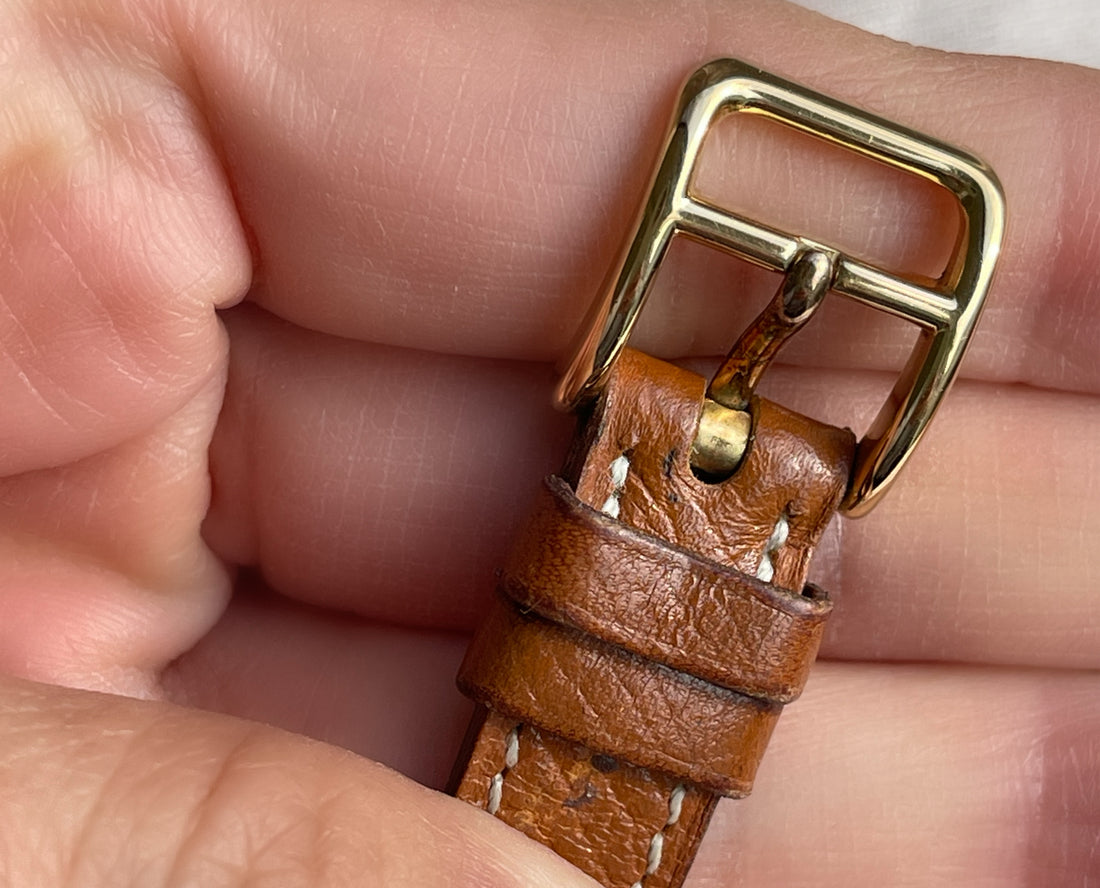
556,58 -> 1005,515
692,248 -> 834,480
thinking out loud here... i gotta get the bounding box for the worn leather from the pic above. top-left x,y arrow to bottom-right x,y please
453,349 -> 855,888
459,596 -> 781,796
500,477 -> 832,702
457,711 -> 717,888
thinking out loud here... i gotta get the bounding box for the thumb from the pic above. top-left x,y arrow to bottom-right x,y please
2,675 -> 598,888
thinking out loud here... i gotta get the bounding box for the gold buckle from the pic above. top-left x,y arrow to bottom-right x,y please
555,58 -> 1006,516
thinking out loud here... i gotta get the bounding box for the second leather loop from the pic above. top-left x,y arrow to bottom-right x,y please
503,477 -> 833,703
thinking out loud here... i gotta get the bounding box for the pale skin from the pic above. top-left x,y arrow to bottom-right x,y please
1,0 -> 1098,884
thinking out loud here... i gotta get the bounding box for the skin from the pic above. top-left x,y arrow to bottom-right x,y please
0,0 -> 1097,884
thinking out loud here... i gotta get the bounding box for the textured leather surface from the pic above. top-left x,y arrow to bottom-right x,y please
458,712 -> 717,888
458,596 -> 780,795
501,477 -> 832,701
569,352 -> 853,588
453,349 -> 855,887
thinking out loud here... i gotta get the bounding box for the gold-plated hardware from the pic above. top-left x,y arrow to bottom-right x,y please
556,58 -> 1005,515
691,248 -> 835,479
707,247 -> 835,411
691,400 -> 752,480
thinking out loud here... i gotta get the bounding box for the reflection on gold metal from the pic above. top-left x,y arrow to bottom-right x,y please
707,247 -> 836,411
556,58 -> 1005,515
691,400 -> 753,480
691,248 -> 836,479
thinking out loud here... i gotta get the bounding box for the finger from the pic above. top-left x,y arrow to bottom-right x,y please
203,305 -> 573,629
205,308 -> 1100,668
0,0 -> 249,475
173,0 -> 1100,390
0,371 -> 230,697
759,364 -> 1100,670
0,674 -> 598,888
691,661 -> 1100,887
162,579 -> 472,791
167,618 -> 1100,887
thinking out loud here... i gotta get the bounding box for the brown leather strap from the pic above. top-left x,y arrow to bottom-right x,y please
500,477 -> 833,702
452,349 -> 854,888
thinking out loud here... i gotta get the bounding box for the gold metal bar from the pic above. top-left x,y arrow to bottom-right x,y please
556,58 -> 1006,515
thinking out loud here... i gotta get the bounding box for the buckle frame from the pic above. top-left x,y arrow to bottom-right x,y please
555,58 -> 1005,516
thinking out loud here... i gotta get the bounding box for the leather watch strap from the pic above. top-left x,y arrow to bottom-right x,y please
449,55 -> 1004,888
451,349 -> 854,888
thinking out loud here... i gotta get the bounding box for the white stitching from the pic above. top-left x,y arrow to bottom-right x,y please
630,783 -> 686,888
755,512 -> 789,583
601,453 -> 631,518
487,725 -> 521,815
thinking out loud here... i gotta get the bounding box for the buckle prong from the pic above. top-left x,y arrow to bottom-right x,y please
691,248 -> 834,481
707,247 -> 835,412
556,59 -> 1005,516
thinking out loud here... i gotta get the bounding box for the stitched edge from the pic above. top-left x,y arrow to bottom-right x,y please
755,511 -> 789,582
601,453 -> 631,518
630,783 -> 686,888
486,724 -> 521,815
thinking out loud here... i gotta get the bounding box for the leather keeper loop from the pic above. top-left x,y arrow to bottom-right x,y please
457,596 -> 782,797
503,476 -> 832,703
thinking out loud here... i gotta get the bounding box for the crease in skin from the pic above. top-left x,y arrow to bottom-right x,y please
166,610 -> 1099,884
0,2 -> 1094,885
0,0 -> 251,479
689,662 -> 1100,887
150,0 -> 1100,395
1047,67 -> 1100,384
0,549 -> 226,698
159,585 -> 474,789
198,317 -> 1100,668
0,368 -> 225,589
0,675 -> 601,887
0,367 -> 234,697
157,726 -> 264,888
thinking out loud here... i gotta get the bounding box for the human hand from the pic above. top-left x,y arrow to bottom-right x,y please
2,0 -> 1097,885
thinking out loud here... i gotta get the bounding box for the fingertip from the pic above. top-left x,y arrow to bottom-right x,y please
0,677 -> 601,888
0,0 -> 251,474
